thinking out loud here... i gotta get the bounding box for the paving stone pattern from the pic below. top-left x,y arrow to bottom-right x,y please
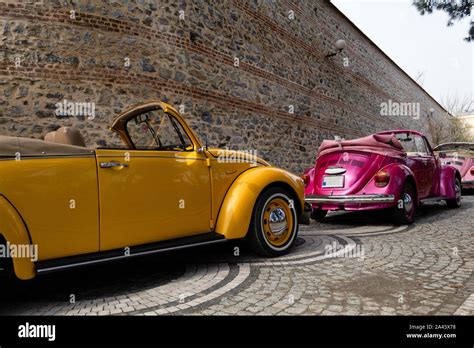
1,196 -> 472,316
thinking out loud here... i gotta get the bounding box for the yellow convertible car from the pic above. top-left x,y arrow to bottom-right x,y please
0,101 -> 306,280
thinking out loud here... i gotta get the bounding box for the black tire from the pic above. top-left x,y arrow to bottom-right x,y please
247,187 -> 299,257
310,209 -> 328,221
446,177 -> 462,208
391,181 -> 416,225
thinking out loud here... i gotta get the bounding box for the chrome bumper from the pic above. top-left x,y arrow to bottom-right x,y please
305,194 -> 395,204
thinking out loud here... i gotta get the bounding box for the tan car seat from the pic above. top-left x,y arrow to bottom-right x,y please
44,127 -> 87,147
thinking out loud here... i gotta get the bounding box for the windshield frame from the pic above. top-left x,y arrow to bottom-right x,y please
109,101 -> 203,151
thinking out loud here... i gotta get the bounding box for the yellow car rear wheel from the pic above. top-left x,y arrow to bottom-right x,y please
248,187 -> 298,256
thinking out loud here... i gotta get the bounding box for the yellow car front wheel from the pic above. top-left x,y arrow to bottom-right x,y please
248,187 -> 299,256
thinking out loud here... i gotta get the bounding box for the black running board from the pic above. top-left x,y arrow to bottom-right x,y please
36,232 -> 226,274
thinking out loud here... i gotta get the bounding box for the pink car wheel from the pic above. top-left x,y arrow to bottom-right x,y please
446,177 -> 462,208
391,182 -> 416,225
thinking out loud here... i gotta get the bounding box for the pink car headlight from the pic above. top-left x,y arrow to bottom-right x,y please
374,170 -> 390,187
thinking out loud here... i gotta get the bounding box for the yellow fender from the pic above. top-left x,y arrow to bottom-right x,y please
215,167 -> 305,239
0,196 -> 36,280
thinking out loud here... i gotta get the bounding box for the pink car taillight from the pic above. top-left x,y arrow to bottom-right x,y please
471,167 -> 474,175
374,170 -> 390,187
301,174 -> 310,188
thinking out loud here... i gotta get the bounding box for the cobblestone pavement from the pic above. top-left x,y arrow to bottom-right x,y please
1,195 -> 472,316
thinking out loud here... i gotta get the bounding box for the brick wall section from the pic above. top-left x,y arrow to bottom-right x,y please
0,0 -> 449,174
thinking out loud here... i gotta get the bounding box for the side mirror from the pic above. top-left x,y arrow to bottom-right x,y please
438,152 -> 447,159
197,137 -> 209,153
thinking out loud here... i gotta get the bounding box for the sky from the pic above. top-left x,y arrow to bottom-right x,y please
331,0 -> 473,111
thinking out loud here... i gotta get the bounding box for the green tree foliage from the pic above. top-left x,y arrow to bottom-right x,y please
412,0 -> 473,41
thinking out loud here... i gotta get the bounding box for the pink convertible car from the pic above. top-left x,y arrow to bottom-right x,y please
433,142 -> 474,190
303,130 -> 462,224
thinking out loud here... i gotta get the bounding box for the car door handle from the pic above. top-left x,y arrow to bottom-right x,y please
100,162 -> 129,169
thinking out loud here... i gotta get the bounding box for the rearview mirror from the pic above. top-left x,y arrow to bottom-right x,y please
134,113 -> 150,124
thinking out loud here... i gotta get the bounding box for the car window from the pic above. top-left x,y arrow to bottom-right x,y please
415,136 -> 428,155
422,137 -> 432,155
126,109 -> 193,151
395,133 -> 417,155
395,133 -> 429,156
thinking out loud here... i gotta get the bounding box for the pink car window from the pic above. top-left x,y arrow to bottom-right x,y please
415,136 -> 428,155
396,134 -> 417,155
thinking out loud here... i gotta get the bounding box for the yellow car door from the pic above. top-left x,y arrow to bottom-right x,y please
96,109 -> 212,251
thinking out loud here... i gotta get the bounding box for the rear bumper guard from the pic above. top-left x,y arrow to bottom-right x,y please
305,194 -> 395,204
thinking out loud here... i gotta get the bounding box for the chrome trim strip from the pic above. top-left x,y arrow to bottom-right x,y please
0,154 -> 95,160
305,194 -> 395,204
324,167 -> 346,175
95,154 -> 206,161
36,239 -> 227,274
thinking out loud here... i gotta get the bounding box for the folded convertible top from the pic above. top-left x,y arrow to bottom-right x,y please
318,133 -> 406,158
0,136 -> 94,157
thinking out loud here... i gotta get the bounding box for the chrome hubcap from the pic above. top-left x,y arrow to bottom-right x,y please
268,208 -> 287,236
403,193 -> 413,213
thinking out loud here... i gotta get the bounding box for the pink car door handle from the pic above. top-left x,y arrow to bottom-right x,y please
100,162 -> 129,169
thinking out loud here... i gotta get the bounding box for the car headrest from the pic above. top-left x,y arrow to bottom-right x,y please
44,127 -> 87,147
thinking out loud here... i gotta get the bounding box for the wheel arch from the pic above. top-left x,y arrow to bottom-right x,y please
0,195 -> 36,280
214,167 -> 304,240
439,165 -> 461,198
375,163 -> 418,204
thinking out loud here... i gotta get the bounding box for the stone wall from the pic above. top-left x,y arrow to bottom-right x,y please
0,0 -> 449,174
